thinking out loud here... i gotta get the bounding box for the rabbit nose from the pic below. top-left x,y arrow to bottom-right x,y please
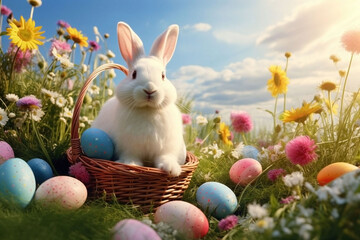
143,89 -> 157,95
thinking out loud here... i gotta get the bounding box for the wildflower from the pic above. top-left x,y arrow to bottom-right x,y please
218,122 -> 233,145
8,113 -> 16,118
280,103 -> 322,123
6,16 -> 45,51
81,64 -> 88,73
57,20 -> 70,28
88,85 -> 100,95
319,81 -> 337,92
230,111 -> 253,133
341,30 -> 360,54
7,44 -> 33,72
16,95 -> 42,111
285,136 -> 318,166
201,143 -> 224,159
51,48 -> 74,68
27,0 -> 42,7
195,138 -> 204,145
267,168 -> 286,182
283,171 -> 304,188
339,70 -> 346,78
89,40 -> 100,51
255,217 -> 274,230
0,108 -> 9,126
325,99 -> 338,115
196,115 -> 208,125
55,96 -> 67,107
98,54 -> 109,62
107,89 -> 113,96
67,96 -> 74,106
106,50 -> 115,58
108,69 -> 116,78
62,107 -> 73,118
41,88 -> 60,104
247,203 -> 268,219
49,39 -> 71,55
218,215 -> 238,231
30,108 -> 44,122
280,195 -> 298,204
66,27 -> 88,47
6,93 -> 19,102
1,5 -> 12,16
231,142 -> 245,159
182,113 -> 192,125
104,33 -> 110,39
267,65 -> 289,97
329,54 -> 340,63
69,162 -> 90,185
285,52 -> 291,58
79,122 -> 85,128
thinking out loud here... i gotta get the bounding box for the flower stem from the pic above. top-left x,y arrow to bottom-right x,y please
273,95 -> 278,130
241,132 -> 248,145
30,7 -> 34,20
328,91 -> 335,140
10,47 -> 20,86
340,52 -> 354,120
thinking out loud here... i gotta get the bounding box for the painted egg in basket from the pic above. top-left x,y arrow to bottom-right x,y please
80,127 -> 114,160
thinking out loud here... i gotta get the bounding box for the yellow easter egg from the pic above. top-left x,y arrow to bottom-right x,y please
317,162 -> 358,186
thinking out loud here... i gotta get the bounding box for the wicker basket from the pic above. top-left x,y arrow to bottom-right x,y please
66,63 -> 199,211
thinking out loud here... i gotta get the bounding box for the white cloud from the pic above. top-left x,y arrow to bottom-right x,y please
183,23 -> 212,32
213,30 -> 257,45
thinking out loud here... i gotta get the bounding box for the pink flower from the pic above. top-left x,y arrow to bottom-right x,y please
57,20 -> 70,28
1,5 -> 12,16
218,215 -> 238,231
230,111 -> 253,133
16,95 -> 42,111
267,168 -> 286,182
49,39 -> 72,56
285,136 -> 318,166
280,195 -> 298,204
342,30 -> 360,54
8,44 -> 32,72
195,138 -> 204,145
89,40 -> 100,51
69,162 -> 90,185
182,113 -> 192,125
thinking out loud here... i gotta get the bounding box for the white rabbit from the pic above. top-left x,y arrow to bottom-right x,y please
91,22 -> 186,177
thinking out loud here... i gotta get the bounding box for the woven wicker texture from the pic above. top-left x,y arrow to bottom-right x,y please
67,63 -> 199,211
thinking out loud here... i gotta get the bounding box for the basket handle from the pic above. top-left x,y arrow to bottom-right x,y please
69,63 -> 128,164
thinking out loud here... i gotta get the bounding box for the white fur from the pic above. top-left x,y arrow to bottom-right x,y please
92,22 -> 186,176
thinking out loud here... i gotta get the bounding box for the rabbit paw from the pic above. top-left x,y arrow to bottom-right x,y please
116,155 -> 143,166
156,155 -> 182,177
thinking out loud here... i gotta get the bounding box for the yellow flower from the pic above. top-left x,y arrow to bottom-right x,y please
285,52 -> 292,58
319,81 -> 337,92
267,65 -> 289,97
6,16 -> 45,51
325,99 -> 338,115
281,103 -> 322,123
339,70 -> 346,78
218,122 -> 233,146
329,54 -> 340,63
67,27 -> 88,47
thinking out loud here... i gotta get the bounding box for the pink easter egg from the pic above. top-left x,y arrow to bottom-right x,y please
0,141 -> 15,164
112,219 -> 161,240
154,200 -> 209,239
34,176 -> 87,209
229,158 -> 262,186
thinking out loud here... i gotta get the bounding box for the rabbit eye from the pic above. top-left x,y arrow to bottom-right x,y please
132,70 -> 137,80
161,72 -> 165,81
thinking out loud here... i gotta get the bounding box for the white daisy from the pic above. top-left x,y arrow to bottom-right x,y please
30,108 -> 45,122
41,88 -> 60,104
8,112 -> 16,118
81,64 -> 88,73
88,85 -> 100,95
79,122 -> 85,128
283,171 -> 304,188
62,107 -> 73,118
98,54 -> 108,62
5,93 -> 19,102
247,203 -> 268,219
231,142 -> 245,159
55,96 -> 67,108
0,108 -> 9,126
196,115 -> 208,125
52,48 -> 74,68
108,69 -> 116,79
106,50 -> 115,58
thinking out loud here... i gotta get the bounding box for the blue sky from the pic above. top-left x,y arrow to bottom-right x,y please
4,0 -> 360,126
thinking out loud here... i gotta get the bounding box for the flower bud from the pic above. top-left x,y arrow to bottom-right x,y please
27,0 -> 42,7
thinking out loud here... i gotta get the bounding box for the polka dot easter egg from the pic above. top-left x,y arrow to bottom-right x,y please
34,176 -> 87,209
112,219 -> 161,240
154,200 -> 209,239
27,158 -> 54,185
196,182 -> 238,219
229,158 -> 262,186
0,158 -> 36,208
81,128 -> 114,160
317,162 -> 358,186
0,141 -> 15,164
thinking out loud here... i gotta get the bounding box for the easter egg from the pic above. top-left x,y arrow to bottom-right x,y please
242,145 -> 259,160
0,158 -> 36,208
317,162 -> 358,186
81,128 -> 114,160
0,141 -> 15,164
196,182 -> 238,219
229,158 -> 262,186
27,158 -> 54,185
112,219 -> 161,240
154,200 -> 209,239
34,176 -> 87,209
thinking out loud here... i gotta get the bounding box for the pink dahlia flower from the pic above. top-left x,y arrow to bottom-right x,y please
341,30 -> 360,54
285,136 -> 318,166
230,111 -> 253,133
49,39 -> 72,56
89,40 -> 100,51
1,5 -> 12,16
182,113 -> 192,125
69,162 -> 90,185
218,215 -> 238,231
267,168 -> 286,182
57,20 -> 70,28
16,95 -> 42,110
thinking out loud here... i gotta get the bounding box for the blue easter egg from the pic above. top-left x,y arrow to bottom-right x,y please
27,158 -> 54,185
81,128 -> 114,160
242,145 -> 259,161
0,158 -> 36,208
196,182 -> 238,219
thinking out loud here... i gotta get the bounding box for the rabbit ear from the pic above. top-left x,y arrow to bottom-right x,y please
150,24 -> 179,66
117,22 -> 145,68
